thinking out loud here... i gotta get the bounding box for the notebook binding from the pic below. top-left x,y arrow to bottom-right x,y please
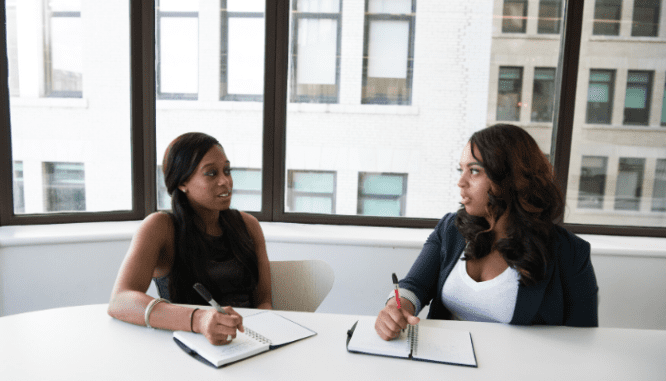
409,325 -> 418,356
245,328 -> 272,345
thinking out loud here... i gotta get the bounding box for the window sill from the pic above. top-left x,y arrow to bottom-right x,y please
1,221 -> 665,259
155,100 -> 419,115
583,124 -> 666,132
494,34 -> 560,40
589,36 -> 666,43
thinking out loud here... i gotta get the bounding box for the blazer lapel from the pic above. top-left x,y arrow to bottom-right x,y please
510,258 -> 555,325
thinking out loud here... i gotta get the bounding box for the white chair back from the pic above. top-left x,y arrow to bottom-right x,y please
269,260 -> 334,312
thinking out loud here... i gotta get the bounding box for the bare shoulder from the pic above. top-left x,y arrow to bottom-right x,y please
239,211 -> 264,237
139,211 -> 175,236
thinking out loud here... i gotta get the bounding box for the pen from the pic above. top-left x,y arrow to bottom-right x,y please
392,273 -> 401,309
193,283 -> 234,341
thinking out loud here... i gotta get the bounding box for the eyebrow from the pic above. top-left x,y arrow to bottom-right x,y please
459,161 -> 483,168
201,160 -> 230,169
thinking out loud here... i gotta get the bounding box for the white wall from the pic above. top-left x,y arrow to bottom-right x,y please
1,222 -> 665,330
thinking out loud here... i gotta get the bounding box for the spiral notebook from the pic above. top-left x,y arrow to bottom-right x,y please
173,311 -> 316,368
346,317 -> 477,367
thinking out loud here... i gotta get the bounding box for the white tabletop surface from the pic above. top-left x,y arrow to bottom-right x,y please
0,304 -> 664,381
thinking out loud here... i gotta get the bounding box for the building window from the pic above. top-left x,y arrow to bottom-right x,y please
502,0 -> 527,33
593,0 -> 622,36
531,67 -> 556,122
497,66 -> 523,121
156,0 -> 198,100
43,162 -> 86,212
631,0 -> 661,37
652,159 -> 666,212
586,69 -> 615,124
6,0 -> 19,96
231,168 -> 262,212
361,0 -> 416,105
44,0 -> 82,98
578,156 -> 608,209
286,170 -> 336,214
537,0 -> 563,34
624,70 -> 653,125
220,0 -> 264,101
13,161 -> 25,214
615,158 -> 645,211
662,79 -> 666,126
357,172 -> 407,217
156,165 -> 170,210
290,0 -> 342,104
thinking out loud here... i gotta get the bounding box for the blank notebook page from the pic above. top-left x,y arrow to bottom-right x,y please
413,325 -> 477,366
347,317 -> 411,358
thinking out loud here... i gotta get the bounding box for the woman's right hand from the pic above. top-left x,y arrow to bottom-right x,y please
375,297 -> 420,341
195,307 -> 245,345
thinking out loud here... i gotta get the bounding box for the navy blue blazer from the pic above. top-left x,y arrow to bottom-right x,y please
401,213 -> 599,327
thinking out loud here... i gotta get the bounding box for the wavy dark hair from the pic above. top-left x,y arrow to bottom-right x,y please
455,124 -> 564,286
162,132 -> 258,304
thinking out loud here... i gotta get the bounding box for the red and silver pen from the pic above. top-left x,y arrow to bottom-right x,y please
392,273 -> 401,309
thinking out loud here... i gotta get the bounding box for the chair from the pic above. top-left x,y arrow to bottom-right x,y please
269,260 -> 334,312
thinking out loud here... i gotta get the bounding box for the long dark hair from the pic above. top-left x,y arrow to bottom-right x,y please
162,132 -> 258,304
455,124 -> 564,286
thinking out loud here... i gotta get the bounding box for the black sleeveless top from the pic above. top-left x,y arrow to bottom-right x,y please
153,210 -> 257,308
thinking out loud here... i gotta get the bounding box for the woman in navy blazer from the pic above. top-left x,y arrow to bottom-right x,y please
375,124 -> 598,340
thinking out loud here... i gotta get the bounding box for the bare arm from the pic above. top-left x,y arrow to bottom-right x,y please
241,212 -> 273,309
107,213 -> 243,344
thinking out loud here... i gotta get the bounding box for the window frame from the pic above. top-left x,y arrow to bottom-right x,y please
1,0 -> 665,237
586,69 -> 616,125
287,170 -> 337,214
502,0 -> 528,34
623,70 -> 653,126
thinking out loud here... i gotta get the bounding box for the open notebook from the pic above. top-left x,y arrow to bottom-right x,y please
173,311 -> 316,368
346,317 -> 477,367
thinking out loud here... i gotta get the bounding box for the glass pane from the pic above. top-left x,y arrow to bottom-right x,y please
6,1 -> 132,214
284,0 -> 563,219
502,0 -> 527,33
565,2 -> 666,227
593,0 -> 622,35
156,0 -> 266,213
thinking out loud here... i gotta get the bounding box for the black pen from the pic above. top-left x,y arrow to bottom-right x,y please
193,283 -> 227,315
193,283 -> 234,341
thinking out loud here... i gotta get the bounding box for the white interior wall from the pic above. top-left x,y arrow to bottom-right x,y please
1,222 -> 665,330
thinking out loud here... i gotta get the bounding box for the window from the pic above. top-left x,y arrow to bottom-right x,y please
624,71 -> 653,125
631,0 -> 661,37
593,0 -> 622,36
361,0 -> 416,105
231,168 -> 262,212
156,0 -> 198,100
290,0 -> 341,103
287,170 -> 336,214
357,173 -> 407,217
43,162 -> 86,212
156,166 -> 170,210
653,159 -> 666,211
44,0 -> 82,98
497,67 -> 523,121
13,161 -> 24,214
578,156 -> 608,209
615,158 -> 645,211
220,0 -> 265,101
537,0 -> 563,34
531,67 -> 556,122
6,0 -> 19,96
502,0 -> 528,33
586,69 -> 615,124
662,79 -> 666,126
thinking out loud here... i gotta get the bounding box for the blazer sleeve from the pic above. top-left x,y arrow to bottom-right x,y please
399,214 -> 452,316
558,230 -> 599,327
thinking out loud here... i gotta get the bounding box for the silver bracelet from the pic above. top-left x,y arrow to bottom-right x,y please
144,298 -> 171,329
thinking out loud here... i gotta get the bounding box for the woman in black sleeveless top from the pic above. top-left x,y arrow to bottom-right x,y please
108,132 -> 272,345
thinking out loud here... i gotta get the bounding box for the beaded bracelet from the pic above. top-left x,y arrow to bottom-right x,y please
144,298 -> 171,329
190,308 -> 200,333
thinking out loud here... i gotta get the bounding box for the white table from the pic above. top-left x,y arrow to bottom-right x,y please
0,304 -> 664,380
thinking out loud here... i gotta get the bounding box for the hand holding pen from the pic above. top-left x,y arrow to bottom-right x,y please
193,283 -> 244,345
374,273 -> 420,341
